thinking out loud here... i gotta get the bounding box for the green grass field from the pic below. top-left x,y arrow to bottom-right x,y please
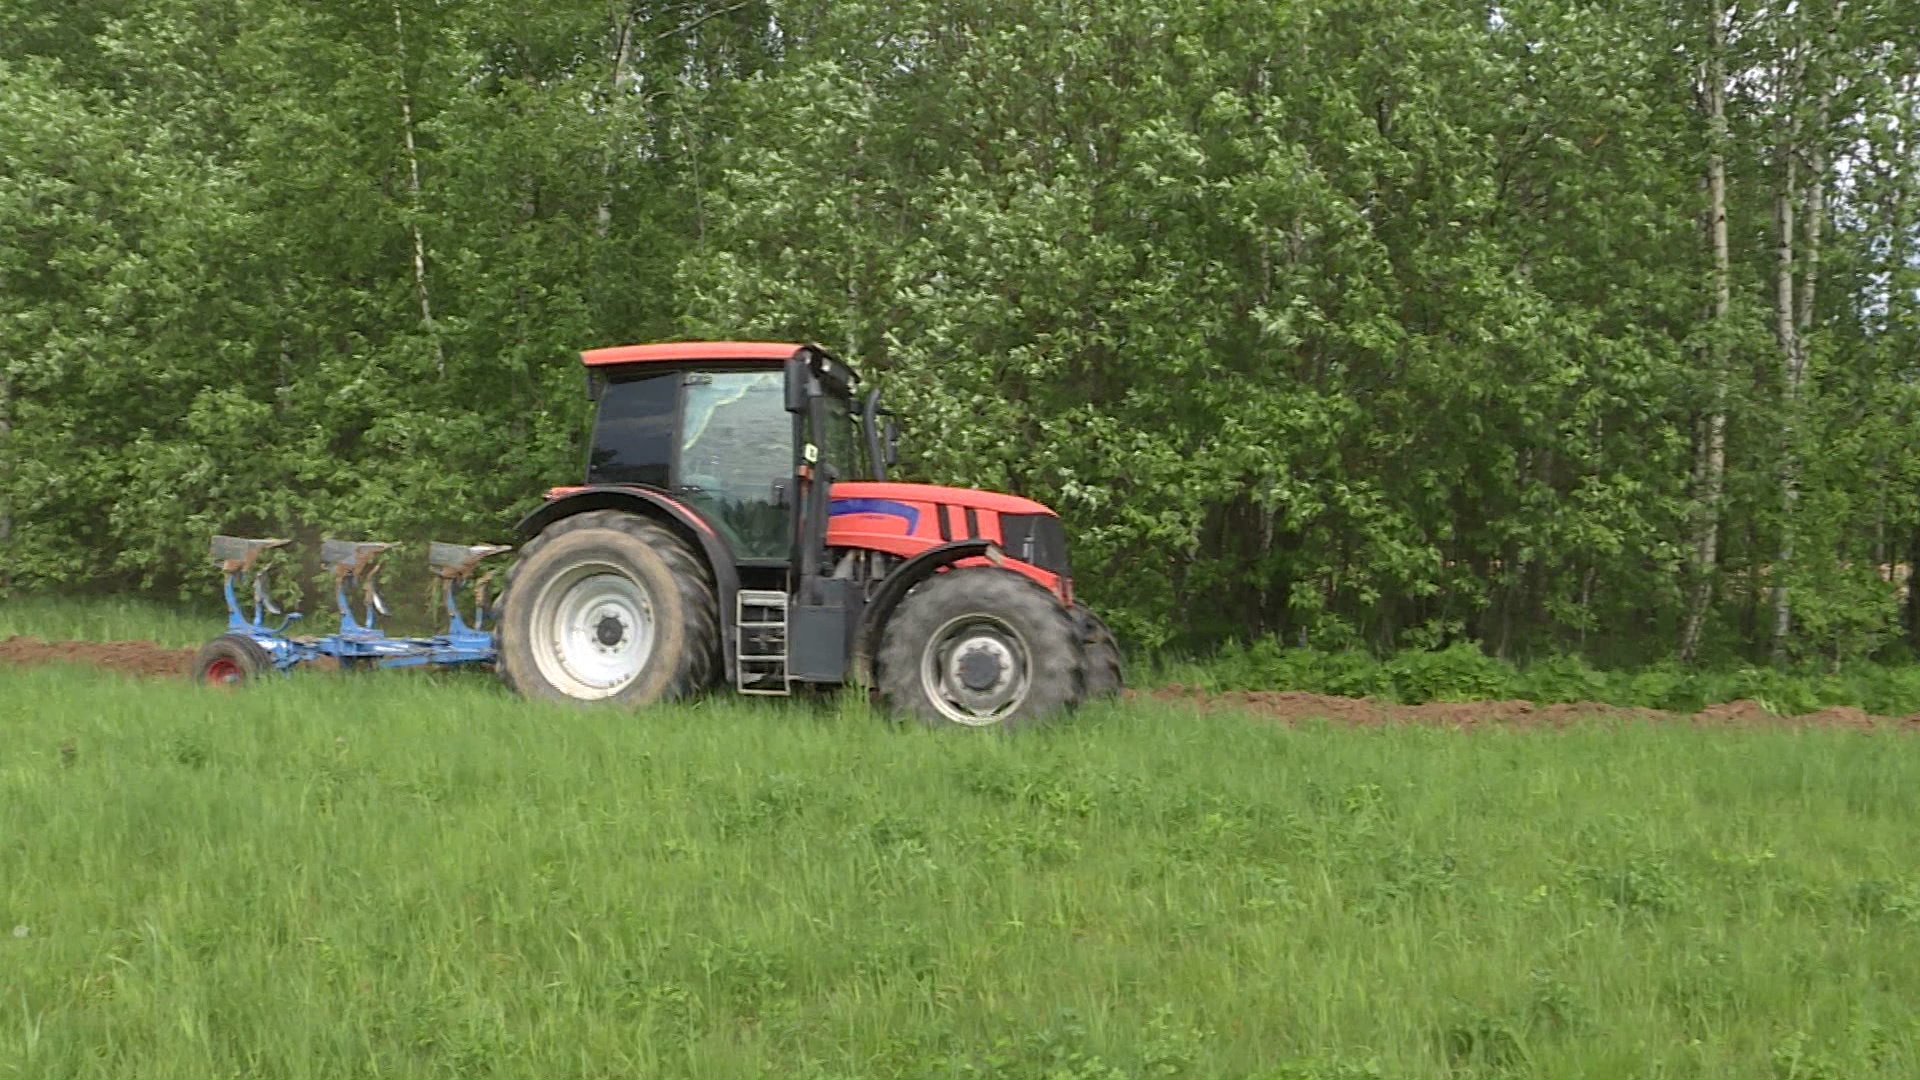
4,664 -> 1920,1077
0,595 -> 218,650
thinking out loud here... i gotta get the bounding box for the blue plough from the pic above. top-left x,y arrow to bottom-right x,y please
208,534 -> 509,676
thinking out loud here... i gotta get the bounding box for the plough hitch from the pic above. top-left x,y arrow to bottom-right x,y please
202,534 -> 510,680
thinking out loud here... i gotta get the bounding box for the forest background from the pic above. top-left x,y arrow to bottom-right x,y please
3,0 -> 1917,670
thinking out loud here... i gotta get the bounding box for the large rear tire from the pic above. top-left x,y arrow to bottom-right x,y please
876,567 -> 1084,731
193,633 -> 272,687
495,510 -> 719,705
1073,602 -> 1125,699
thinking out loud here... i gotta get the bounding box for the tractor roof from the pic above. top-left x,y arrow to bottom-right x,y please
580,341 -> 805,367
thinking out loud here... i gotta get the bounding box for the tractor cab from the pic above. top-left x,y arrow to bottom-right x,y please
579,341 -> 872,570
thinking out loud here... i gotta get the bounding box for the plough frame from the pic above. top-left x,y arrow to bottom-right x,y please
208,535 -> 509,675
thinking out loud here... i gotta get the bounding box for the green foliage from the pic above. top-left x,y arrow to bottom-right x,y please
0,0 -> 741,595
1,0 -> 1916,671
678,0 -> 1917,664
1181,638 -> 1920,715
8,668 -> 1920,1074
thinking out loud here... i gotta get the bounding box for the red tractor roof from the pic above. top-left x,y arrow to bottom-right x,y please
580,341 -> 805,367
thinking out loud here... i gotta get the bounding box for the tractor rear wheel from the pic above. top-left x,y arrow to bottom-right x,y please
193,633 -> 272,687
495,510 -> 718,705
1073,602 -> 1124,699
876,567 -> 1084,731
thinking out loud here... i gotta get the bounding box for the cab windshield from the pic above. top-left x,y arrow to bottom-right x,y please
678,370 -> 793,560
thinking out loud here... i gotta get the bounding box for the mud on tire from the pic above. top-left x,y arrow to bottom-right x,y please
876,567 -> 1084,731
495,510 -> 719,705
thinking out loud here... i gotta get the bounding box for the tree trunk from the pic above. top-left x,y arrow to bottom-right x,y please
846,127 -> 865,357
392,0 -> 444,374
1680,0 -> 1732,663
1768,42 -> 1808,661
1578,564 -> 1596,651
1909,525 -> 1920,652
1896,97 -> 1918,654
0,371 -> 11,593
1795,3 -> 1840,345
597,5 -> 638,240
1771,5 -> 1844,661
1797,133 -> 1826,347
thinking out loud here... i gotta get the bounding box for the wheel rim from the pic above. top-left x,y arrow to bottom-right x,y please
919,613 -> 1033,726
204,657 -> 243,686
530,561 -> 657,700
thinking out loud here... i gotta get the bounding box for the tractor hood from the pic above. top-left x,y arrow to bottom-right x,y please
830,481 -> 1057,519
827,481 -> 1071,582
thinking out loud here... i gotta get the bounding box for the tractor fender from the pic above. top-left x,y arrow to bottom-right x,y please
850,538 -> 1004,687
513,486 -> 742,677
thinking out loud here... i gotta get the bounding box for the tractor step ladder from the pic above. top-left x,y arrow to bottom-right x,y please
736,589 -> 791,695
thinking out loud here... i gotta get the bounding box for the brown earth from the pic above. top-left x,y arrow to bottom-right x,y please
4,634 -> 1918,729
0,635 -> 199,679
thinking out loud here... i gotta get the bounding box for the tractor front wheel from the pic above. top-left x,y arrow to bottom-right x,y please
192,633 -> 272,687
495,510 -> 718,706
876,567 -> 1084,731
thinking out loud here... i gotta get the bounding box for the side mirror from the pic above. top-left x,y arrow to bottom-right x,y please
885,421 -> 901,468
784,353 -> 812,413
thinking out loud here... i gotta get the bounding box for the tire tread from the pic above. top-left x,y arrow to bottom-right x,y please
1073,601 -> 1125,699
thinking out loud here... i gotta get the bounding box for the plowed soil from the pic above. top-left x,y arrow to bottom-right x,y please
4,634 -> 1917,728
0,636 -> 198,679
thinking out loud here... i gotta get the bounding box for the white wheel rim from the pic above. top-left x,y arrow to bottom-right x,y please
919,613 -> 1032,726
530,562 -> 656,700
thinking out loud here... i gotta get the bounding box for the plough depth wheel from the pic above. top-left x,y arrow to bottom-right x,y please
193,633 -> 272,687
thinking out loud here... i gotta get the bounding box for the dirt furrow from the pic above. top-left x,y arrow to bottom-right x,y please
0,636 -> 198,679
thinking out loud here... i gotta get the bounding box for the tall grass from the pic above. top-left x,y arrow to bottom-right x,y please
4,664 -> 1920,1076
0,595 -> 217,650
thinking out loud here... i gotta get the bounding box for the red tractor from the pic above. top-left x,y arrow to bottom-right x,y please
491,340 -> 1121,728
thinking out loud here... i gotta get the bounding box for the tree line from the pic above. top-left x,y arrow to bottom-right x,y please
2,0 -> 1917,665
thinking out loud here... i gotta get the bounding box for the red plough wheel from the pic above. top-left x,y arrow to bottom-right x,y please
191,634 -> 272,687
